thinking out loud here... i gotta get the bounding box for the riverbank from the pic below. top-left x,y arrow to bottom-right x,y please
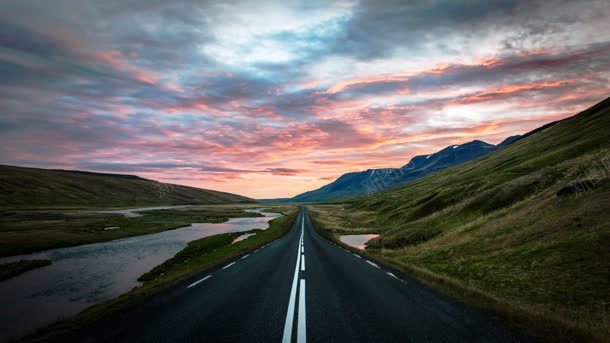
0,205 -> 291,341
15,206 -> 297,342
0,204 -> 263,257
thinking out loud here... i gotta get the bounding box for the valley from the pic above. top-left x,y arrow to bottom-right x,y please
307,98 -> 610,342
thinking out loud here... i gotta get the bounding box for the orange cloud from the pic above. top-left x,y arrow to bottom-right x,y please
458,79 -> 580,104
95,50 -> 159,85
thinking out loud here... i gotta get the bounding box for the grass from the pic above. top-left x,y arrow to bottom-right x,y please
137,207 -> 296,284
19,205 -> 298,343
0,164 -> 252,208
0,204 -> 264,257
0,260 -> 51,281
307,98 -> 610,342
138,229 -> 259,282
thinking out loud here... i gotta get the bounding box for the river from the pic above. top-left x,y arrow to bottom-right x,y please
0,207 -> 280,341
339,234 -> 380,249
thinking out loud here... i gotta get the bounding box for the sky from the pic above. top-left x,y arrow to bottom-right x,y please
1,0 -> 609,199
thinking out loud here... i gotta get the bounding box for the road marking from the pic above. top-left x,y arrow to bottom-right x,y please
186,275 -> 211,289
301,245 -> 304,253
222,262 -> 236,270
282,216 -> 305,343
366,260 -> 380,269
352,253 -> 361,259
387,272 -> 398,279
241,254 -> 250,260
301,255 -> 305,271
297,279 -> 306,343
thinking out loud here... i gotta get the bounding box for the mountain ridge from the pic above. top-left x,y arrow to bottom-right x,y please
0,165 -> 253,208
292,137 -> 516,202
311,97 -> 610,342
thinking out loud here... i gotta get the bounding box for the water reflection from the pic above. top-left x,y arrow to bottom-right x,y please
0,208 -> 280,341
233,232 -> 256,243
339,234 -> 380,250
92,205 -> 190,217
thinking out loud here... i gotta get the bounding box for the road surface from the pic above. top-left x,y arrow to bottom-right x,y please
82,207 -> 528,342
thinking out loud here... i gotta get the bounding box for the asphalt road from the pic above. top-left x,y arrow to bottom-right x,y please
82,207 -> 529,342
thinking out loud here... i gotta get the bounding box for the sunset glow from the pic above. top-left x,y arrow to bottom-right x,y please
1,1 -> 609,198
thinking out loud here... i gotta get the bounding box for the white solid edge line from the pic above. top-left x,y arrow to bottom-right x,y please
186,275 -> 211,289
282,217 -> 304,343
297,279 -> 306,343
366,260 -> 380,268
222,262 -> 236,270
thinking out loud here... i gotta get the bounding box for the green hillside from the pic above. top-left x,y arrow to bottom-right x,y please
0,165 -> 252,208
312,98 -> 610,341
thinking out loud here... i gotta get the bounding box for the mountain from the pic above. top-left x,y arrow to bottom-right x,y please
496,135 -> 522,148
314,98 -> 610,341
355,97 -> 610,246
293,139 -> 504,202
0,165 -> 253,208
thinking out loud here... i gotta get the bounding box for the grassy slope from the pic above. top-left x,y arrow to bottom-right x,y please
0,165 -> 252,208
315,98 -> 610,341
21,206 -> 297,343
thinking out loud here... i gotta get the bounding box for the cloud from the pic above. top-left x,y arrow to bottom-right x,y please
0,0 -> 609,198
264,168 -> 307,176
79,161 -> 307,177
323,0 -> 610,60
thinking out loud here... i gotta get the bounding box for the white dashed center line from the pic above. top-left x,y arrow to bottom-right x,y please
186,275 -> 211,289
297,279 -> 306,343
282,214 -> 306,343
366,260 -> 380,269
